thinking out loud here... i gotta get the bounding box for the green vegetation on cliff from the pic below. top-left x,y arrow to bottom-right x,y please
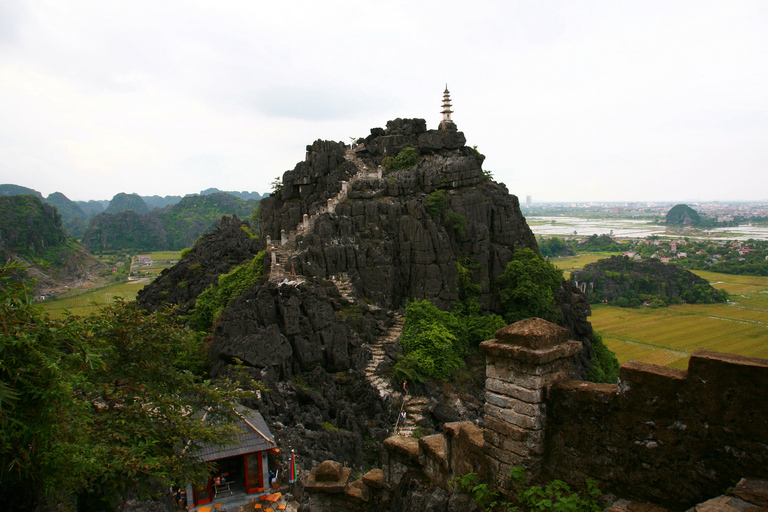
572,255 -> 728,307
665,203 -> 702,226
189,250 -> 267,329
499,248 -> 563,324
0,195 -> 68,262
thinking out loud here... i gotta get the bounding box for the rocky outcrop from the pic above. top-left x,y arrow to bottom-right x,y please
137,117 -> 596,507
261,118 -> 536,313
570,255 -> 726,305
136,215 -> 263,315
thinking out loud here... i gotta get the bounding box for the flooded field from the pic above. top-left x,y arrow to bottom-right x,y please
526,216 -> 768,241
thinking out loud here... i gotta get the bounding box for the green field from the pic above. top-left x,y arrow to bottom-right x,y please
41,251 -> 182,318
591,271 -> 768,369
42,282 -> 148,318
551,253 -> 618,279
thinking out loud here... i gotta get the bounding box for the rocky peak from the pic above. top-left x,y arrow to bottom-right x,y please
260,118 -> 534,312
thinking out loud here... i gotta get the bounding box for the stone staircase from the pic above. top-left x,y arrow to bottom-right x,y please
265,145 -> 429,437
396,396 -> 430,437
267,146 -> 376,284
362,313 -> 403,399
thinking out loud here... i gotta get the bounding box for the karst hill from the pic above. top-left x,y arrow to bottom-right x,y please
138,116 -> 594,474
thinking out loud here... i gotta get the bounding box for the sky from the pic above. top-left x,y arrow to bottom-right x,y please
1,1 -> 767,203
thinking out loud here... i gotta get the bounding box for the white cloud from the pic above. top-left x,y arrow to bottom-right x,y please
0,0 -> 766,201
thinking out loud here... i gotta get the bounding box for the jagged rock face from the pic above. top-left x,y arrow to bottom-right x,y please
137,118 -> 595,497
209,280 -> 383,378
136,215 -> 263,315
261,118 -> 536,312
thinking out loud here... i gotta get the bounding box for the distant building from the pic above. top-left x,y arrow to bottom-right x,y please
526,195 -> 532,207
137,255 -> 152,266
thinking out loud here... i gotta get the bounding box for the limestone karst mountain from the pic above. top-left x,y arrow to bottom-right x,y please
137,117 -> 594,479
0,194 -> 104,292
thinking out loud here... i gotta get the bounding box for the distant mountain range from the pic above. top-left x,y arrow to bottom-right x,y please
0,194 -> 105,290
82,192 -> 260,252
0,184 -> 267,240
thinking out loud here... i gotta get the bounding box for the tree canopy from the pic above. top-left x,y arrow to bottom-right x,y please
0,262 -> 253,511
498,248 -> 563,324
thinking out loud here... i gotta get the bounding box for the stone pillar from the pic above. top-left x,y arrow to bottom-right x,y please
266,235 -> 272,247
377,168 -> 382,179
341,181 -> 348,194
303,213 -> 309,230
281,229 -> 287,246
271,250 -> 276,267
479,318 -> 582,489
327,198 -> 335,214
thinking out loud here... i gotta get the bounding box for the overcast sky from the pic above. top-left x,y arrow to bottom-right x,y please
1,1 -> 766,203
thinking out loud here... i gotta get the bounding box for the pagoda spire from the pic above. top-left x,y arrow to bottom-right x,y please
440,85 -> 456,131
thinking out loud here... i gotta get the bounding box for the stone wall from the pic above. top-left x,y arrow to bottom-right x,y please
544,351 -> 768,508
382,421 -> 486,492
375,319 -> 767,510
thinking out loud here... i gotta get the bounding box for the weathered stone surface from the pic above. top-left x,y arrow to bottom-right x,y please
485,377 -> 545,403
545,351 -> 768,508
485,392 -> 541,416
384,435 -> 420,461
494,318 -> 569,348
689,495 -> 753,512
304,465 -> 352,494
730,478 -> 768,507
315,460 -> 343,482
481,339 -> 582,365
344,479 -> 370,503
361,469 -> 384,489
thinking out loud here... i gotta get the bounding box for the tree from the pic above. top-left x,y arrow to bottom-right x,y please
0,262 -> 252,511
498,248 -> 563,324
395,299 -> 465,381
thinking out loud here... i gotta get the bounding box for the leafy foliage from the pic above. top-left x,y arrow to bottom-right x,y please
538,237 -> 573,258
189,250 -> 267,329
0,262 -> 252,510
382,146 -> 419,171
451,468 -> 602,512
0,195 -> 67,258
444,211 -> 468,235
585,333 -> 619,384
576,234 -> 626,253
393,294 -> 505,383
498,248 -> 563,324
395,300 -> 465,381
513,467 -> 602,512
425,189 -> 447,216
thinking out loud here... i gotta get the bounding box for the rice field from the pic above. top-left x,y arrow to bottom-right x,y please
41,281 -> 148,318
551,253 -> 617,279
592,271 -> 768,369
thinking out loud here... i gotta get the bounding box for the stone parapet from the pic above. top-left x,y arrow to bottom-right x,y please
479,318 -> 582,488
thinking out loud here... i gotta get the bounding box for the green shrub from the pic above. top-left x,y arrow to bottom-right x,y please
498,248 -> 563,324
425,190 -> 447,216
382,146 -> 419,171
444,211 -> 467,235
189,250 -> 266,329
452,468 -> 603,512
586,333 -> 620,384
179,247 -> 192,260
